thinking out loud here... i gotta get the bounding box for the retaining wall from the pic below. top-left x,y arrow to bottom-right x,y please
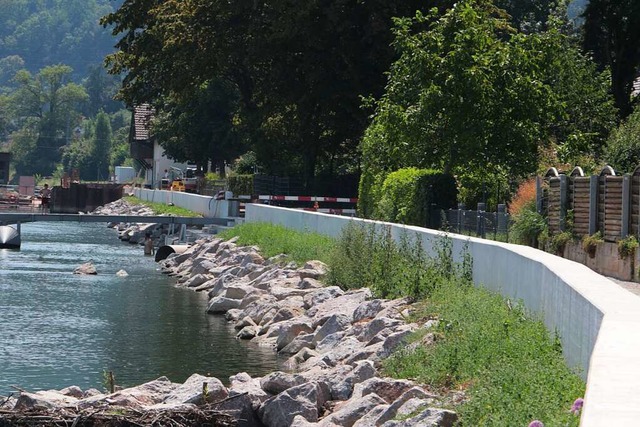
133,188 -> 238,218
245,203 -> 640,426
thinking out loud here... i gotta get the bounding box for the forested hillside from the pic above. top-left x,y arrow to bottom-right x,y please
0,0 -> 123,87
0,0 -> 130,183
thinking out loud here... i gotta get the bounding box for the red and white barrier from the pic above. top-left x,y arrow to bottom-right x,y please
258,195 -> 358,203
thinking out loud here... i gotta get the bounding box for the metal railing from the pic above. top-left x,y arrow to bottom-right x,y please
441,205 -> 511,242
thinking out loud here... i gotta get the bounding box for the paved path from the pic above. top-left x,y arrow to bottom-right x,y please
608,277 -> 640,296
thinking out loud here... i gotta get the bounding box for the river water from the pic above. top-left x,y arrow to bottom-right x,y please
0,222 -> 281,396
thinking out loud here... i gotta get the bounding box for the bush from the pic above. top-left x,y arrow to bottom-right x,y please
582,231 -> 603,258
618,235 -> 638,259
550,231 -> 573,255
374,168 -> 457,227
604,105 -> 640,173
509,178 -> 537,216
509,200 -> 547,247
227,174 -> 253,196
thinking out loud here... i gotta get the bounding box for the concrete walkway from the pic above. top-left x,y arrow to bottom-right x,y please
609,277 -> 640,296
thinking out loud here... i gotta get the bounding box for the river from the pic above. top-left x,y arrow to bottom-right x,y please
0,222 -> 281,396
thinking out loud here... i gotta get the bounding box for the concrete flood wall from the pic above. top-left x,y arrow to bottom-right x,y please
133,188 -> 238,219
245,203 -> 640,426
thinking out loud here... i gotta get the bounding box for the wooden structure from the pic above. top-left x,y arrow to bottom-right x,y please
539,166 -> 637,242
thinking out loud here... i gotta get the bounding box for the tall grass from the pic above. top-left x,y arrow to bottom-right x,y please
218,222 -> 334,265
124,195 -> 201,217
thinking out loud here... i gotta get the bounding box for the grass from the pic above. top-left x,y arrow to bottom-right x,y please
382,283 -> 584,426
213,221 -> 586,425
123,195 -> 201,217
218,222 -> 334,265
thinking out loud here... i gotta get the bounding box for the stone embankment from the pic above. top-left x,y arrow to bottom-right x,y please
0,199 -> 459,426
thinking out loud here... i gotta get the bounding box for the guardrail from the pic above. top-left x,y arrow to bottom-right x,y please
244,203 -> 640,427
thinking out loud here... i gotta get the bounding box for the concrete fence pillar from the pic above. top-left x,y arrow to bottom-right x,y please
536,177 -> 543,214
457,203 -> 465,234
589,176 -> 598,235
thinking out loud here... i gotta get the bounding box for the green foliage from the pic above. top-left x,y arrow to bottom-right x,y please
382,284 -> 585,426
604,105 -> 640,173
227,174 -> 253,197
582,0 -> 640,118
326,222 -> 471,300
582,231 -> 603,257
617,235 -> 639,259
374,168 -> 457,227
123,196 -> 200,217
550,231 -> 573,255
218,223 -> 334,266
509,200 -> 548,247
232,151 -> 259,175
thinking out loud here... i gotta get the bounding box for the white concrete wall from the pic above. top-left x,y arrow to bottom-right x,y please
245,203 -> 640,426
133,188 -> 236,218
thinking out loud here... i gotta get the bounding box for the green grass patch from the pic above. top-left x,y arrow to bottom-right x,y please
218,222 -> 334,265
383,282 -> 584,426
123,195 -> 201,217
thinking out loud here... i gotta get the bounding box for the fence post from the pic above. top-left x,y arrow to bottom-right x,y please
536,176 -> 543,214
457,203 -> 465,234
497,204 -> 507,237
477,202 -> 486,238
559,175 -> 568,232
622,175 -> 631,238
589,175 -> 598,235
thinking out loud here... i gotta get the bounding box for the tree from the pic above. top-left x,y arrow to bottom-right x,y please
358,0 -> 615,214
92,111 -> 112,180
604,105 -> 640,173
101,0 -> 453,192
9,65 -> 88,176
582,0 -> 640,118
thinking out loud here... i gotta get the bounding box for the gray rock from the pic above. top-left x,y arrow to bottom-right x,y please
207,296 -> 242,313
353,299 -> 386,322
237,325 -> 259,339
228,372 -> 269,410
280,333 -> 315,354
74,262 -> 97,275
380,407 -> 457,427
183,273 -> 212,288
352,378 -> 417,404
313,313 -> 352,345
260,371 -> 306,395
14,390 -> 78,411
163,374 -> 228,405
275,320 -> 315,351
320,392 -> 387,427
331,360 -> 377,401
303,286 -> 345,309
258,382 -> 329,426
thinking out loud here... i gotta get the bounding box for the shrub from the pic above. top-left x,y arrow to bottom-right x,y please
374,168 -> 457,227
550,231 -> 573,255
509,178 -> 537,216
618,235 -> 639,259
509,200 -> 547,247
604,105 -> 640,173
582,231 -> 603,258
227,174 -> 253,196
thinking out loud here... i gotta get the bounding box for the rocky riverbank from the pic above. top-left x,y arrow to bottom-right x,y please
0,199 -> 459,426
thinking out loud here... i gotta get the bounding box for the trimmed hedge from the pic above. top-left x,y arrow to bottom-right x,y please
375,168 -> 457,227
227,174 -> 254,196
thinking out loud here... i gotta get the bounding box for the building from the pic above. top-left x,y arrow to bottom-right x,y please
129,104 -> 189,188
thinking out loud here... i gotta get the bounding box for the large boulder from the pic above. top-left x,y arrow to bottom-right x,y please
258,382 -> 329,426
163,373 -> 227,405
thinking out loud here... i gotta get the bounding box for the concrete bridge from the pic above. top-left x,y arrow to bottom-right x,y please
0,213 -> 228,226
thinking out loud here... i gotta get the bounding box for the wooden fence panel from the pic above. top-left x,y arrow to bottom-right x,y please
548,178 -> 561,235
572,177 -> 591,237
603,176 -> 624,242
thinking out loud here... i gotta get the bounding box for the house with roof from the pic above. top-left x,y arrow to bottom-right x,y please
129,104 -> 189,188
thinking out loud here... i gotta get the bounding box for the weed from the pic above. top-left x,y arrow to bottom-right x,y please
617,235 -> 639,259
582,231 -> 603,258
124,195 -> 201,217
